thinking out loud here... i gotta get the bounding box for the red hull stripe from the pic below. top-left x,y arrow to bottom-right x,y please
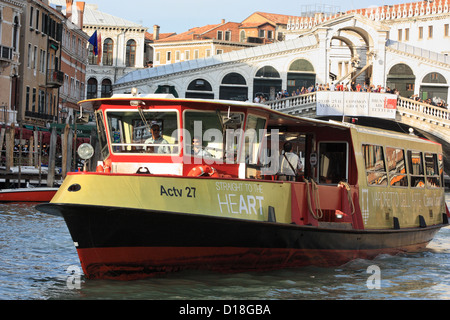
0,190 -> 56,202
77,244 -> 429,280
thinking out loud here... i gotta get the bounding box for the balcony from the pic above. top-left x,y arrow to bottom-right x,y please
46,69 -> 64,88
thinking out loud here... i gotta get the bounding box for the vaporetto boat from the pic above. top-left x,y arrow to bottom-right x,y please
37,91 -> 449,280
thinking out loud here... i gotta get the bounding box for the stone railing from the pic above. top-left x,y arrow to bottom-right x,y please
264,92 -> 317,112
265,92 -> 450,128
397,96 -> 450,126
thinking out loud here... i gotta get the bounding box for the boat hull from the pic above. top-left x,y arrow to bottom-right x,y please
37,203 -> 444,280
0,188 -> 58,202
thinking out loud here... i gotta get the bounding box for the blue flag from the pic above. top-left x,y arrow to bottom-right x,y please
89,30 -> 98,56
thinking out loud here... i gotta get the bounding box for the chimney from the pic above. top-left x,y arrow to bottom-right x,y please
153,25 -> 160,40
76,2 -> 85,28
221,19 -> 225,24
66,0 -> 73,20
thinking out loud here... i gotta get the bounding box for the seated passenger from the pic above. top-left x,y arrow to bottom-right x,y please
191,136 -> 212,157
145,124 -> 170,154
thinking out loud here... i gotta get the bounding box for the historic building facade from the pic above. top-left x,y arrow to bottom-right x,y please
114,1 -> 450,105
82,3 -> 147,100
51,0 -> 89,124
18,0 -> 65,128
0,0 -> 24,126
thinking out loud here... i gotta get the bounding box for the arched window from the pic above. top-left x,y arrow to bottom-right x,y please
102,38 -> 114,66
387,63 -> 415,98
255,66 -> 280,78
220,73 -> 248,101
87,78 -> 97,99
186,79 -> 214,99
287,59 -> 316,94
254,66 -> 281,100
420,72 -> 448,103
101,79 -> 112,98
126,39 -> 136,67
240,30 -> 246,42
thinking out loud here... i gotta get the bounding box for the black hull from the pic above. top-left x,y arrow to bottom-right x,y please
37,203 -> 445,280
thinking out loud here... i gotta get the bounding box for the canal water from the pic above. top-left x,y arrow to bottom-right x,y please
0,195 -> 449,301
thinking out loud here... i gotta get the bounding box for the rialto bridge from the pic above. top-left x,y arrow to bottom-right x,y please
113,11 -> 450,174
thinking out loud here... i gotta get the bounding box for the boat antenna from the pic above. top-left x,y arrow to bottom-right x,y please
138,106 -> 152,136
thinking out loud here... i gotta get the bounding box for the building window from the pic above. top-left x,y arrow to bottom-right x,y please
33,46 -> 37,69
27,44 -> 32,68
428,25 -> 433,38
166,51 -> 171,63
405,28 -> 409,41
88,44 -> 97,65
216,49 -> 223,55
175,50 -> 180,61
445,24 -> 449,37
259,29 -> 265,38
87,78 -> 97,99
398,29 -> 402,41
217,30 -> 223,40
13,16 -> 19,51
194,50 -> 199,59
155,52 -> 160,63
240,30 -> 246,42
101,79 -> 112,98
185,50 -> 190,60
32,88 -> 36,112
25,87 -> 30,112
29,7 -> 34,28
206,49 -> 211,57
419,26 -> 423,40
103,38 -> 114,66
126,39 -> 136,67
35,9 -> 39,31
225,31 -> 231,41
267,30 -> 273,39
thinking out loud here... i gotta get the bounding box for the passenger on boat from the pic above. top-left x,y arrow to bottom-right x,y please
145,124 -> 170,154
191,136 -> 212,157
278,142 -> 303,181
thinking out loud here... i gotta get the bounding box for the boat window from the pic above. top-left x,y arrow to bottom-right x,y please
106,110 -> 179,155
362,144 -> 387,186
385,147 -> 408,187
407,150 -> 425,188
424,153 -> 441,188
184,110 -> 244,163
95,110 -> 110,159
242,115 -> 267,164
439,154 -> 444,187
318,142 -> 347,184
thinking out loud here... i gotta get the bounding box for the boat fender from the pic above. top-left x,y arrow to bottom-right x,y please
187,165 -> 219,178
136,167 -> 151,174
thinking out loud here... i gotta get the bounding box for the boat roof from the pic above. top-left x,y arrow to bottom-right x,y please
78,95 -> 437,145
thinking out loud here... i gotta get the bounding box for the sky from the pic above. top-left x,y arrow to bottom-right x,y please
87,0 -> 411,34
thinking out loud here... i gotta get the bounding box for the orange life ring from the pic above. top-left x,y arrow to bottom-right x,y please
187,165 -> 219,178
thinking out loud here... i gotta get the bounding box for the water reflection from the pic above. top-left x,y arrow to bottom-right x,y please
0,200 -> 449,300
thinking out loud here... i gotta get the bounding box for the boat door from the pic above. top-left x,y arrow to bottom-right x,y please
317,141 -> 348,184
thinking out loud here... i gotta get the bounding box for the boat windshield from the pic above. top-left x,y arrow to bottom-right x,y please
184,110 -> 245,163
105,110 -> 179,155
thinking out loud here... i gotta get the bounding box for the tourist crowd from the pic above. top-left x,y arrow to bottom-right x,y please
260,81 -> 448,110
